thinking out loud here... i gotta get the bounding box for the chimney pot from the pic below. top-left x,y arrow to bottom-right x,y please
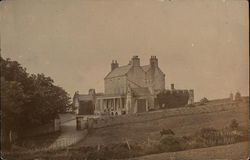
111,60 -> 119,71
131,55 -> 140,66
150,56 -> 158,67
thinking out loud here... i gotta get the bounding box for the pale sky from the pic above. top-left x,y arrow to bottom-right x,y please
0,0 -> 249,101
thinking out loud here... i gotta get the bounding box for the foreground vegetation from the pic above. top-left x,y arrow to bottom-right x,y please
3,119 -> 248,160
1,56 -> 71,150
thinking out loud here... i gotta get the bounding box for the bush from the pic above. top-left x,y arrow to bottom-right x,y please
158,135 -> 183,152
185,104 -> 195,107
160,128 -> 175,136
230,119 -> 239,130
235,92 -> 242,101
200,97 -> 209,105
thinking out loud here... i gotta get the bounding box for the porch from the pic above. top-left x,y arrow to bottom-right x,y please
95,95 -> 127,115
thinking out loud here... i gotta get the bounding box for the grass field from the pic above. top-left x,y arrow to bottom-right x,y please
4,98 -> 248,160
127,141 -> 248,160
74,99 -> 248,147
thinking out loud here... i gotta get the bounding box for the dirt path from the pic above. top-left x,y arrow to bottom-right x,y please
49,118 -> 87,149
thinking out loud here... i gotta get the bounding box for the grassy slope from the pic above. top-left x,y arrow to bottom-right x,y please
127,142 -> 248,160
75,99 -> 248,147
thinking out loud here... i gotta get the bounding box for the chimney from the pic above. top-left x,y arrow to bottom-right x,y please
150,56 -> 158,68
75,91 -> 79,96
131,56 -> 140,66
111,60 -> 119,71
171,84 -> 175,90
88,89 -> 96,96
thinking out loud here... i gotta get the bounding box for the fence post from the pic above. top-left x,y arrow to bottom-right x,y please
97,144 -> 100,151
125,139 -> 131,150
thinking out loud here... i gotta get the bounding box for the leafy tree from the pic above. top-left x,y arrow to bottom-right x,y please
235,92 -> 242,101
0,56 -> 71,150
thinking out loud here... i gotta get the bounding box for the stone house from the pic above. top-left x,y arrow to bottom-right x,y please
94,56 -> 165,116
73,55 -> 194,116
73,55 -> 194,129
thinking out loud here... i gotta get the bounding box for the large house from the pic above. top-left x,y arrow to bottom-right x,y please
94,56 -> 165,115
73,56 -> 166,115
73,55 -> 194,129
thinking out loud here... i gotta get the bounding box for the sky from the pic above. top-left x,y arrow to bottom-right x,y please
0,0 -> 249,101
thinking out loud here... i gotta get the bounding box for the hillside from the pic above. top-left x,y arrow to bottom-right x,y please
4,98 -> 248,160
75,98 -> 248,147
126,142 -> 248,160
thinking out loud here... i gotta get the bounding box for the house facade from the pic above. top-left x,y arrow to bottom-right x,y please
73,55 -> 194,129
73,56 -> 194,120
94,56 -> 165,116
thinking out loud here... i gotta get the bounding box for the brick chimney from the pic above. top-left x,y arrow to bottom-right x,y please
150,56 -> 158,68
88,89 -> 96,95
131,56 -> 140,66
111,60 -> 119,71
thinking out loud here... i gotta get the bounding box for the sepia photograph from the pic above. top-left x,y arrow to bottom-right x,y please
0,0 -> 249,159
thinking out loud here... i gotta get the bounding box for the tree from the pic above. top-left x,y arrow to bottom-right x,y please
1,79 -> 26,150
1,56 -> 71,150
235,92 -> 242,101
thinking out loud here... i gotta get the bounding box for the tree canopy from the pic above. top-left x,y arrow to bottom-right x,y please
1,56 -> 71,135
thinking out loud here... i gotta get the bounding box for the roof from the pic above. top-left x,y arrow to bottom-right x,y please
105,65 -> 132,79
132,87 -> 151,96
78,94 -> 93,101
141,65 -> 151,72
105,64 -> 154,79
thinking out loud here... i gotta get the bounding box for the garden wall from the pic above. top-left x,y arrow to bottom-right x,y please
87,101 -> 238,129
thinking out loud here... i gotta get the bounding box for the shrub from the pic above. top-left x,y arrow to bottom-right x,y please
230,119 -> 239,130
160,128 -> 175,136
235,92 -> 242,101
158,135 -> 183,152
200,97 -> 209,105
185,104 -> 195,107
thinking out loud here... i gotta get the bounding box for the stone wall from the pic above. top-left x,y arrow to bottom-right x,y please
104,76 -> 127,95
87,101 -> 238,129
145,67 -> 165,91
127,66 -> 147,88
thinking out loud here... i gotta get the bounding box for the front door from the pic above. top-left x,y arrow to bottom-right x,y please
137,99 -> 146,113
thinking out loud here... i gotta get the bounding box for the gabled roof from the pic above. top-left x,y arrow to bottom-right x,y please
132,87 -> 151,96
141,65 -> 151,72
105,65 -> 132,79
105,64 -> 154,79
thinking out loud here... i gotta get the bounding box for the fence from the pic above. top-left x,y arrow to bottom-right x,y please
48,129 -> 88,150
49,137 -> 78,150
